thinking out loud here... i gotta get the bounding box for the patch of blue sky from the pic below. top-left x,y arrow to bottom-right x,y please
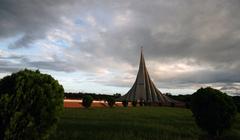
75,8 -> 112,27
0,35 -> 42,63
0,34 -> 43,60
74,18 -> 87,26
0,33 -> 24,50
0,44 -> 8,50
53,39 -> 69,48
13,45 -> 42,59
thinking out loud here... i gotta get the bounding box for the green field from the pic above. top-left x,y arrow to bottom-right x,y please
50,107 -> 240,140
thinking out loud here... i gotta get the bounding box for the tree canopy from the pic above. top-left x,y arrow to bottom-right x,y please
0,69 -> 64,140
82,95 -> 93,108
107,97 -> 115,107
191,87 -> 237,136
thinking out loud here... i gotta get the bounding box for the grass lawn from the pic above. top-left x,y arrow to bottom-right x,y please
50,107 -> 240,140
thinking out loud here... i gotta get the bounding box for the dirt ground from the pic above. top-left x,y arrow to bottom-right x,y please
64,99 -> 126,108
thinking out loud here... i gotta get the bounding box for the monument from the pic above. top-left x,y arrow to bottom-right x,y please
121,48 -> 183,106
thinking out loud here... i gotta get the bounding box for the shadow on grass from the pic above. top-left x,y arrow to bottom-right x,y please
198,131 -> 240,140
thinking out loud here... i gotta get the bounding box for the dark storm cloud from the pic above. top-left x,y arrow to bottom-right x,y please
0,0 -> 76,48
99,0 -> 240,89
220,83 -> 240,96
0,52 -> 26,72
0,0 -> 240,93
108,0 -> 240,65
0,59 -> 22,73
168,69 -> 240,84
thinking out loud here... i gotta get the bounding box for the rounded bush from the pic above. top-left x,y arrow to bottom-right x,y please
106,97 -> 115,107
122,100 -> 128,107
191,87 -> 237,136
82,95 -> 93,108
171,102 -> 175,107
132,100 -> 137,107
139,100 -> 144,106
0,69 -> 64,140
144,102 -> 150,106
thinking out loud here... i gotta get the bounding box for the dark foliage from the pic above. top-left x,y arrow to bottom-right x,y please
0,69 -> 64,140
132,100 -> 137,107
171,102 -> 175,107
82,95 -> 93,108
139,100 -> 144,106
232,96 -> 240,113
144,102 -> 147,106
167,93 -> 191,108
191,87 -> 237,136
64,92 -> 120,100
106,97 -> 115,107
122,100 -> 128,107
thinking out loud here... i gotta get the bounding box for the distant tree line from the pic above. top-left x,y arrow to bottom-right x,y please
166,93 -> 192,108
64,92 -> 121,100
65,92 -> 240,112
167,93 -> 240,112
233,96 -> 240,112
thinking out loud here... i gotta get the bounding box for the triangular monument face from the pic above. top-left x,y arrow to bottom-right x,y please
122,48 -> 176,105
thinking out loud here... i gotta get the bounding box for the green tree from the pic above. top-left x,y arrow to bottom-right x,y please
0,69 -> 64,140
132,100 -> 137,107
82,95 -> 93,108
191,87 -> 237,137
233,96 -> 240,113
122,99 -> 128,107
106,97 -> 115,107
139,99 -> 144,106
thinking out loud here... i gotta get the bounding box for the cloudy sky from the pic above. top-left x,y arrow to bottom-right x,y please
0,0 -> 240,95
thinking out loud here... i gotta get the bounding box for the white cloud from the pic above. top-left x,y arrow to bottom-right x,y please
86,15 -> 97,27
114,10 -> 132,27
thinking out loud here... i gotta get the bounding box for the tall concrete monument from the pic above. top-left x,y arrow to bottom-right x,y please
122,48 -> 182,106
